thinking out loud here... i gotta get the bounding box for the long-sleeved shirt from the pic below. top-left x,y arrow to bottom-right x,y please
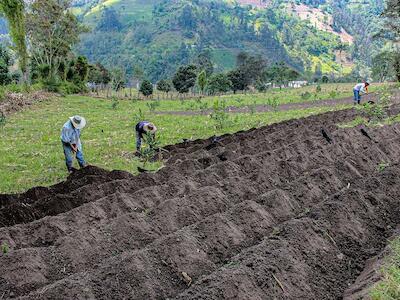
354,83 -> 367,94
135,121 -> 151,138
60,120 -> 82,151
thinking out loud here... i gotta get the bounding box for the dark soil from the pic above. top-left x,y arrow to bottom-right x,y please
2,102 -> 400,299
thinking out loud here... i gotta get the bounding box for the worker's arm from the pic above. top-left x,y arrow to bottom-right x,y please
70,144 -> 78,152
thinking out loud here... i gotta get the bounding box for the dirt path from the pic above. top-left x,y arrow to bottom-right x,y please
155,93 -> 378,115
1,101 -> 400,299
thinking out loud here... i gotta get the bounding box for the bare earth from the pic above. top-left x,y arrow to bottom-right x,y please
1,95 -> 400,299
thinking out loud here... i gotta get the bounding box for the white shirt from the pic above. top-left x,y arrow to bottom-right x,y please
354,83 -> 366,93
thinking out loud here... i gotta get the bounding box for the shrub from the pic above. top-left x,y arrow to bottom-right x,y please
140,80 -> 153,97
210,99 -> 229,129
301,91 -> 312,100
157,79 -> 172,94
140,132 -> 161,168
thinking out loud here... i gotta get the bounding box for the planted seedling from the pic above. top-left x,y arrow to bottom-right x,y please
301,91 -> 311,101
1,242 -> 9,254
0,111 -> 6,127
111,97 -> 119,110
139,131 -> 162,170
143,208 -> 152,216
249,100 -> 257,115
267,97 -> 279,112
235,98 -> 243,105
377,162 -> 390,172
146,100 -> 160,112
210,99 -> 229,129
134,108 -> 145,124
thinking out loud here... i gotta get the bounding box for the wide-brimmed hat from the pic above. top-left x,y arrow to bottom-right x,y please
69,116 -> 86,129
143,122 -> 157,133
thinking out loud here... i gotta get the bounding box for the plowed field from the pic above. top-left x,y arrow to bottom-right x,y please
2,106 -> 400,299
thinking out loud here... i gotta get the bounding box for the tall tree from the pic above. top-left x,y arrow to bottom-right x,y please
382,0 -> 400,41
172,65 -> 197,94
0,0 -> 28,82
96,7 -> 122,32
26,0 -> 87,79
0,45 -> 11,85
194,51 -> 214,76
381,0 -> 400,81
197,70 -> 207,95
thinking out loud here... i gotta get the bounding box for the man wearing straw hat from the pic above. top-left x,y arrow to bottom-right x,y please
135,120 -> 157,154
61,115 -> 87,173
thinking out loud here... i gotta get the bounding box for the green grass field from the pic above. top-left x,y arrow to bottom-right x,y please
96,83 -> 385,112
0,92 -> 351,193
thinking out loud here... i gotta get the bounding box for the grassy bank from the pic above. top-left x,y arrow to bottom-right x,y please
0,94 -> 350,193
370,238 -> 400,300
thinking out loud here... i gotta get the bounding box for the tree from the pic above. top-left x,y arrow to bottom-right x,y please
26,0 -> 88,80
0,45 -> 11,85
96,7 -> 122,31
0,0 -> 28,82
235,52 -> 266,86
88,63 -> 111,85
227,68 -> 247,93
194,51 -> 214,76
197,70 -> 207,95
172,65 -> 197,94
372,51 -> 396,82
140,80 -> 153,97
208,73 -> 232,95
262,62 -> 300,88
179,5 -> 197,30
382,0 -> 400,42
73,56 -> 89,84
157,79 -> 172,94
381,0 -> 400,81
111,69 -> 125,91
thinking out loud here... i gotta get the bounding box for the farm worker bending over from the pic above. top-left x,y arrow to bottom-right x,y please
353,81 -> 370,105
61,116 -> 87,173
135,121 -> 157,153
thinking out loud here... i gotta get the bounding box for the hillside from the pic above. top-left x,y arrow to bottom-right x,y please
71,0 -> 383,82
0,0 -> 383,82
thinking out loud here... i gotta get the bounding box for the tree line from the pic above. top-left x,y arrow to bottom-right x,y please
135,51 -> 302,98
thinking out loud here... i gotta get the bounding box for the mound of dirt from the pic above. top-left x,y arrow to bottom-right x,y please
0,92 -> 54,116
1,107 -> 400,299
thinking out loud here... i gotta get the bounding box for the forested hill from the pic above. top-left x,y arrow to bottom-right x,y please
71,0 -> 384,82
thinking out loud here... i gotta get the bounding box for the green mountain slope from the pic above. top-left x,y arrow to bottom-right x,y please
72,0 -> 383,81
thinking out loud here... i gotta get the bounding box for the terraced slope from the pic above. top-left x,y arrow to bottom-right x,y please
1,107 -> 400,299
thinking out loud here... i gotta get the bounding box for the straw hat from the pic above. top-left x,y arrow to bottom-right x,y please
143,122 -> 157,133
69,116 -> 86,129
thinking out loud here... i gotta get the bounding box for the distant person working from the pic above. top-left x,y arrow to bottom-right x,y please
135,121 -> 157,154
61,116 -> 87,173
353,81 -> 370,105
